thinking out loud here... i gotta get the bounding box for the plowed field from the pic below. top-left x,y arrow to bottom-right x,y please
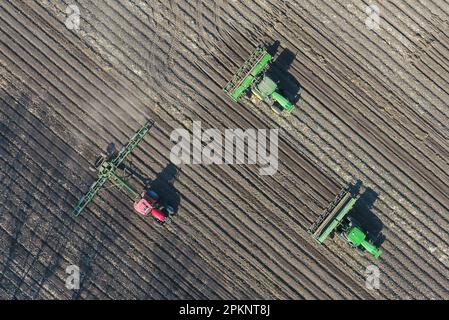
1,0 -> 448,299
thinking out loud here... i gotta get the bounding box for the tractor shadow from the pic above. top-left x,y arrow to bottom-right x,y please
147,164 -> 181,214
348,181 -> 385,247
120,162 -> 181,214
266,41 -> 302,105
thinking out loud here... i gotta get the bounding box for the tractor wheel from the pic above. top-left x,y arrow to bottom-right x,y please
90,153 -> 106,172
357,247 -> 366,257
165,205 -> 175,216
271,103 -> 284,114
148,190 -> 159,201
93,153 -> 107,169
154,219 -> 164,227
337,231 -> 346,241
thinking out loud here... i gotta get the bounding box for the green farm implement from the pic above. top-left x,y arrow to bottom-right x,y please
223,45 -> 295,114
309,187 -> 383,259
72,120 -> 175,225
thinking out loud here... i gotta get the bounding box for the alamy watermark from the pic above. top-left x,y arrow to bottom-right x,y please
65,4 -> 80,31
365,264 -> 381,290
170,121 -> 279,176
65,264 -> 80,290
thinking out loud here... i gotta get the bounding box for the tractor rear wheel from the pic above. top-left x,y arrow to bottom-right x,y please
148,190 -> 159,201
165,205 -> 175,216
89,153 -> 107,172
94,153 -> 107,169
356,247 -> 366,257
154,219 -> 164,227
271,103 -> 284,114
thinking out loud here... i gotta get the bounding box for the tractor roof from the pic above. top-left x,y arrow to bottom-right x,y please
347,226 -> 366,246
134,198 -> 152,216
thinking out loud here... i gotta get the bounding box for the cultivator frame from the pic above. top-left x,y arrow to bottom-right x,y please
72,120 -> 154,217
223,45 -> 272,102
308,187 -> 358,243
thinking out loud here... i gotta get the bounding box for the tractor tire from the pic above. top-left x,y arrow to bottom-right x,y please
93,153 -> 107,169
154,219 -> 164,227
165,205 -> 175,216
148,190 -> 159,201
271,103 -> 284,114
357,248 -> 366,257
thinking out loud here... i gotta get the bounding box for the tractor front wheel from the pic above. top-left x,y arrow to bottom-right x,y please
356,247 -> 366,257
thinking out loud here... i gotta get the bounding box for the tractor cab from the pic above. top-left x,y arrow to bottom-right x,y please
253,76 -> 294,114
133,197 -> 156,216
133,190 -> 175,225
339,217 -> 383,259
346,226 -> 367,245
346,225 -> 382,258
253,76 -> 277,100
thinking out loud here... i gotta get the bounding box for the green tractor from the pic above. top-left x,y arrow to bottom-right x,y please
223,45 -> 295,114
309,187 -> 383,259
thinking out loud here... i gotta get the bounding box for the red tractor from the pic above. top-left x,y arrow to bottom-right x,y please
133,190 -> 175,225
